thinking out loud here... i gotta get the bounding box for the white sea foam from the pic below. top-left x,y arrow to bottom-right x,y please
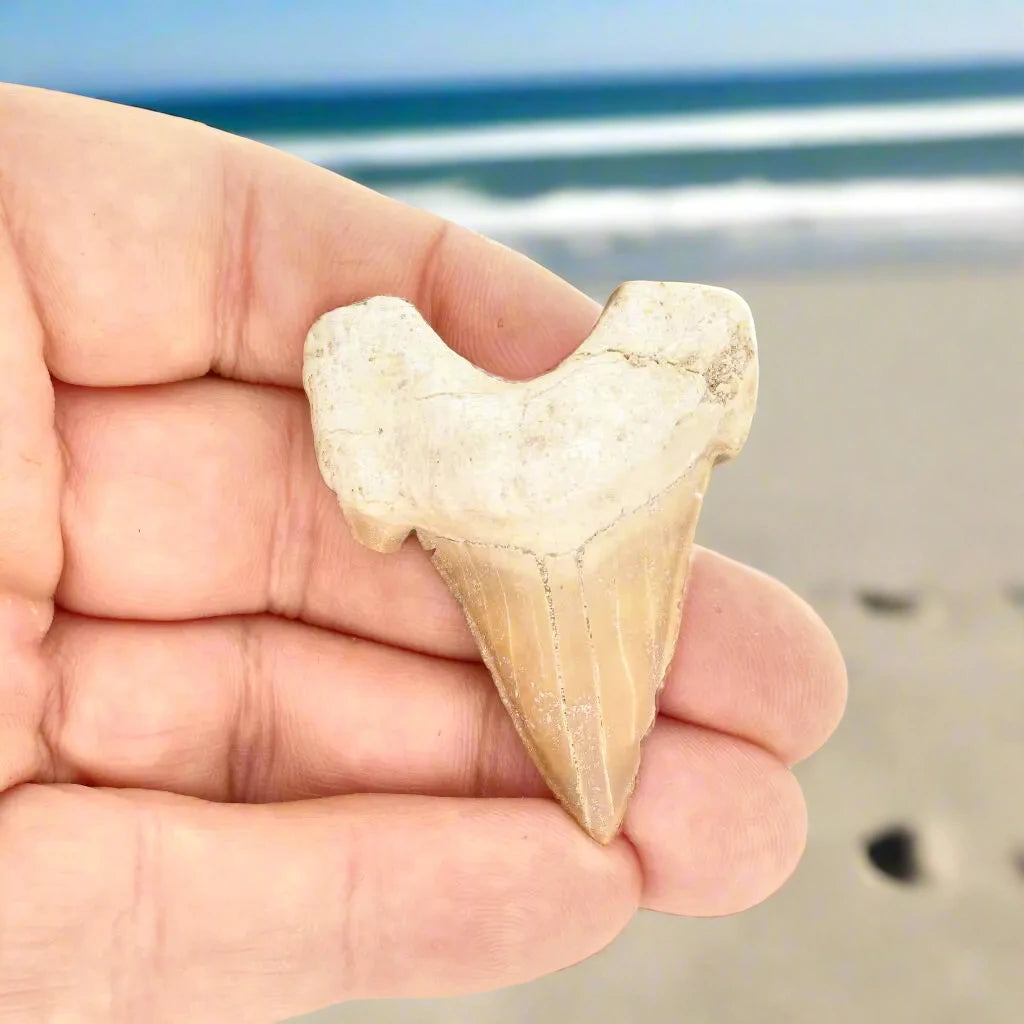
382,176 -> 1024,238
261,97 -> 1024,169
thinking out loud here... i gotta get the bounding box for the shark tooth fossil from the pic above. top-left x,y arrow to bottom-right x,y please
302,280 -> 758,844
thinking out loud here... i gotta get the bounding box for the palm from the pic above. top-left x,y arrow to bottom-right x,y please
0,84 -> 846,1023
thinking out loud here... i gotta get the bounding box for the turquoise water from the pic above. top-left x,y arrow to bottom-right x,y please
124,60 -> 1024,279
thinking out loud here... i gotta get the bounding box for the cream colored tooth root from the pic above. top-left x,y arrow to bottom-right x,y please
302,280 -> 758,844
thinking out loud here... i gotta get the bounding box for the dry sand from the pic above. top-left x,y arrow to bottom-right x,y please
294,263 -> 1024,1024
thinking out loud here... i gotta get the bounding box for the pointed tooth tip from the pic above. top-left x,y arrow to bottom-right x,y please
586,822 -> 624,846
576,813 -> 625,846
552,780 -> 632,846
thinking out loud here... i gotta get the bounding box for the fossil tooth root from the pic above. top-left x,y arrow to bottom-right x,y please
302,280 -> 758,844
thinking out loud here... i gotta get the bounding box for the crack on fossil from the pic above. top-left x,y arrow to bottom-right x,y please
576,545 -> 614,817
413,389 -> 493,401
536,553 -> 583,827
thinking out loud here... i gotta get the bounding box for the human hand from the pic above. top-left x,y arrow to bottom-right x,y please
0,84 -> 847,1023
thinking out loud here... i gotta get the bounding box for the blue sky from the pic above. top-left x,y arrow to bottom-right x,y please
2,0 -> 1023,95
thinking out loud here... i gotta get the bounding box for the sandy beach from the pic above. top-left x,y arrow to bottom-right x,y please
295,261 -> 1024,1024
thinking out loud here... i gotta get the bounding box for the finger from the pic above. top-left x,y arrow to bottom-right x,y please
0,784 -> 640,1020
41,611 -> 546,803
626,723 -> 807,916
55,377 -> 847,763
54,377 -> 470,651
667,550 -> 848,763
1,83 -> 598,388
42,606 -> 824,852
47,561 -> 837,799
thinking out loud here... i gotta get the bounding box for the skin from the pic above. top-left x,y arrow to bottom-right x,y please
0,83 -> 848,1023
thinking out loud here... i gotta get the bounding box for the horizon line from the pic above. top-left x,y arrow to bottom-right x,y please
86,52 -> 1024,107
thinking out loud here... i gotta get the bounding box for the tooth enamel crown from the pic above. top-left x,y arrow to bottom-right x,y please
303,281 -> 758,843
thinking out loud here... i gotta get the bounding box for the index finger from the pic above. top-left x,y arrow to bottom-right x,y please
0,83 -> 599,388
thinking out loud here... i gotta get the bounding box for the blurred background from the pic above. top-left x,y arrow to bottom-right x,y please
3,3 -> 1022,1022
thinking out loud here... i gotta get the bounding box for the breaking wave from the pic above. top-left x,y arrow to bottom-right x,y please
260,97 -> 1024,169
382,176 -> 1024,239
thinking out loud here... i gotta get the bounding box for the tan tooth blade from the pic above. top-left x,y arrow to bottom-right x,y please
302,281 -> 758,843
422,463 -> 711,843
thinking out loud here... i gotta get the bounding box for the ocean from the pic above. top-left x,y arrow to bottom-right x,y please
128,60 -> 1024,287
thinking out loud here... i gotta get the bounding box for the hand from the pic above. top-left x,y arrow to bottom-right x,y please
0,83 -> 847,1023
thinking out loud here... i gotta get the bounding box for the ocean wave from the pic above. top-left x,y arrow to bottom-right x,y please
260,97 -> 1024,169
383,177 -> 1024,238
